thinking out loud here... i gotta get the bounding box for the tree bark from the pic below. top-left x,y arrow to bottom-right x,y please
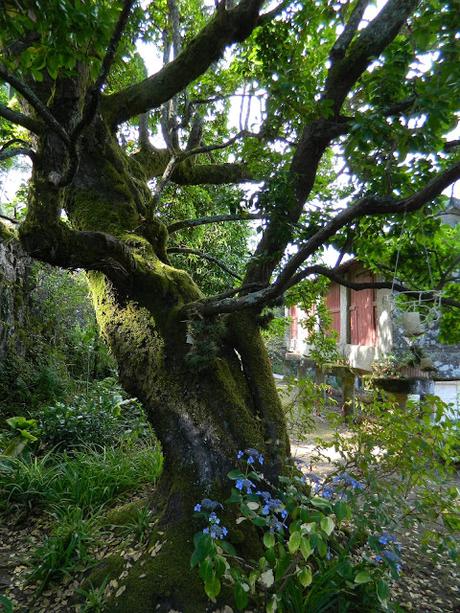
18,114 -> 289,611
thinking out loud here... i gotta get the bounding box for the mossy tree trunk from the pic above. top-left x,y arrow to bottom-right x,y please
18,108 -> 289,610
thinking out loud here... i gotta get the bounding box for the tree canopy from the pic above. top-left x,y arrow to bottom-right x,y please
0,0 -> 459,322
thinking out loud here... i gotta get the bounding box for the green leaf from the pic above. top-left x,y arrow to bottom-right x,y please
334,501 -> 350,522
0,595 -> 13,613
204,575 -> 221,599
376,579 -> 389,604
227,469 -> 245,480
219,541 -> 237,556
300,536 -> 313,560
320,516 -> 335,536
263,531 -> 275,548
297,566 -> 312,587
354,571 -> 372,584
234,582 -> 249,610
316,536 -> 327,558
199,558 -> 214,582
288,530 -> 301,554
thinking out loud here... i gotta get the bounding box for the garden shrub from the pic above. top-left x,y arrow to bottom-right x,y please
192,449 -> 399,612
38,378 -> 152,451
315,390 -> 460,560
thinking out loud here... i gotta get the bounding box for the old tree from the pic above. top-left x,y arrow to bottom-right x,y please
1,0 -> 459,609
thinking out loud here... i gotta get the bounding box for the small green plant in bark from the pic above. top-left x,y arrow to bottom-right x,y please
192,449 -> 399,612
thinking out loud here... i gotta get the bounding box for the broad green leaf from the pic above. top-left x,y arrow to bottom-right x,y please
204,575 -> 221,599
288,530 -> 301,553
354,571 -> 372,584
263,531 -> 276,548
320,516 -> 335,536
297,566 -> 312,587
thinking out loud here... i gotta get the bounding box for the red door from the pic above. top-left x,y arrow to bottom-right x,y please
349,272 -> 376,345
326,284 -> 341,336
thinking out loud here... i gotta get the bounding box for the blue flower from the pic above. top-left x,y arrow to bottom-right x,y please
321,487 -> 334,499
378,532 -> 397,546
280,509 -> 288,520
262,505 -> 270,516
194,503 -> 202,512
205,524 -> 228,540
383,550 -> 400,563
375,554 -> 383,563
209,512 -> 220,524
247,456 -> 255,465
258,454 -> 265,465
235,478 -> 254,494
237,450 -> 244,459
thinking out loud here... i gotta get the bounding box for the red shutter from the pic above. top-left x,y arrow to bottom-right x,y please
289,306 -> 298,340
349,272 -> 376,345
326,284 -> 341,336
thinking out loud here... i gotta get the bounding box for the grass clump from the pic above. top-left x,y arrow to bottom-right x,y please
0,442 -> 163,515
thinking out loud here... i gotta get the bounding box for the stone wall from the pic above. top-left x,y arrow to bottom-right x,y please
0,223 -> 34,364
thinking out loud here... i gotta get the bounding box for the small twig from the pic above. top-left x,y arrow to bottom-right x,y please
0,213 -> 19,224
168,212 -> 266,234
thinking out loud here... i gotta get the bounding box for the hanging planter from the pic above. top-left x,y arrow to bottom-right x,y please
400,311 -> 424,336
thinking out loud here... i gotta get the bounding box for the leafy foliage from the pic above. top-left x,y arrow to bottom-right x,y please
0,441 -> 162,515
315,390 -> 460,560
192,450 -> 399,612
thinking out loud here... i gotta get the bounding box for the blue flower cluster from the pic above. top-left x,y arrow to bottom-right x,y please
378,532 -> 398,546
374,532 -> 402,573
235,478 -> 256,494
374,550 -> 402,573
194,501 -> 228,540
236,448 -> 264,466
332,472 -> 365,490
255,490 -> 288,532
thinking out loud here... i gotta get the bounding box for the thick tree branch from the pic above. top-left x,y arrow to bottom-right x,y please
19,220 -> 137,289
329,0 -> 369,63
101,0 -> 265,125
324,0 -> 420,113
168,246 -> 242,280
132,146 -> 258,184
275,159 -> 460,289
0,146 -> 35,162
168,213 -> 265,234
0,65 -> 70,145
0,102 -> 43,134
186,160 -> 460,316
56,0 -> 136,188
